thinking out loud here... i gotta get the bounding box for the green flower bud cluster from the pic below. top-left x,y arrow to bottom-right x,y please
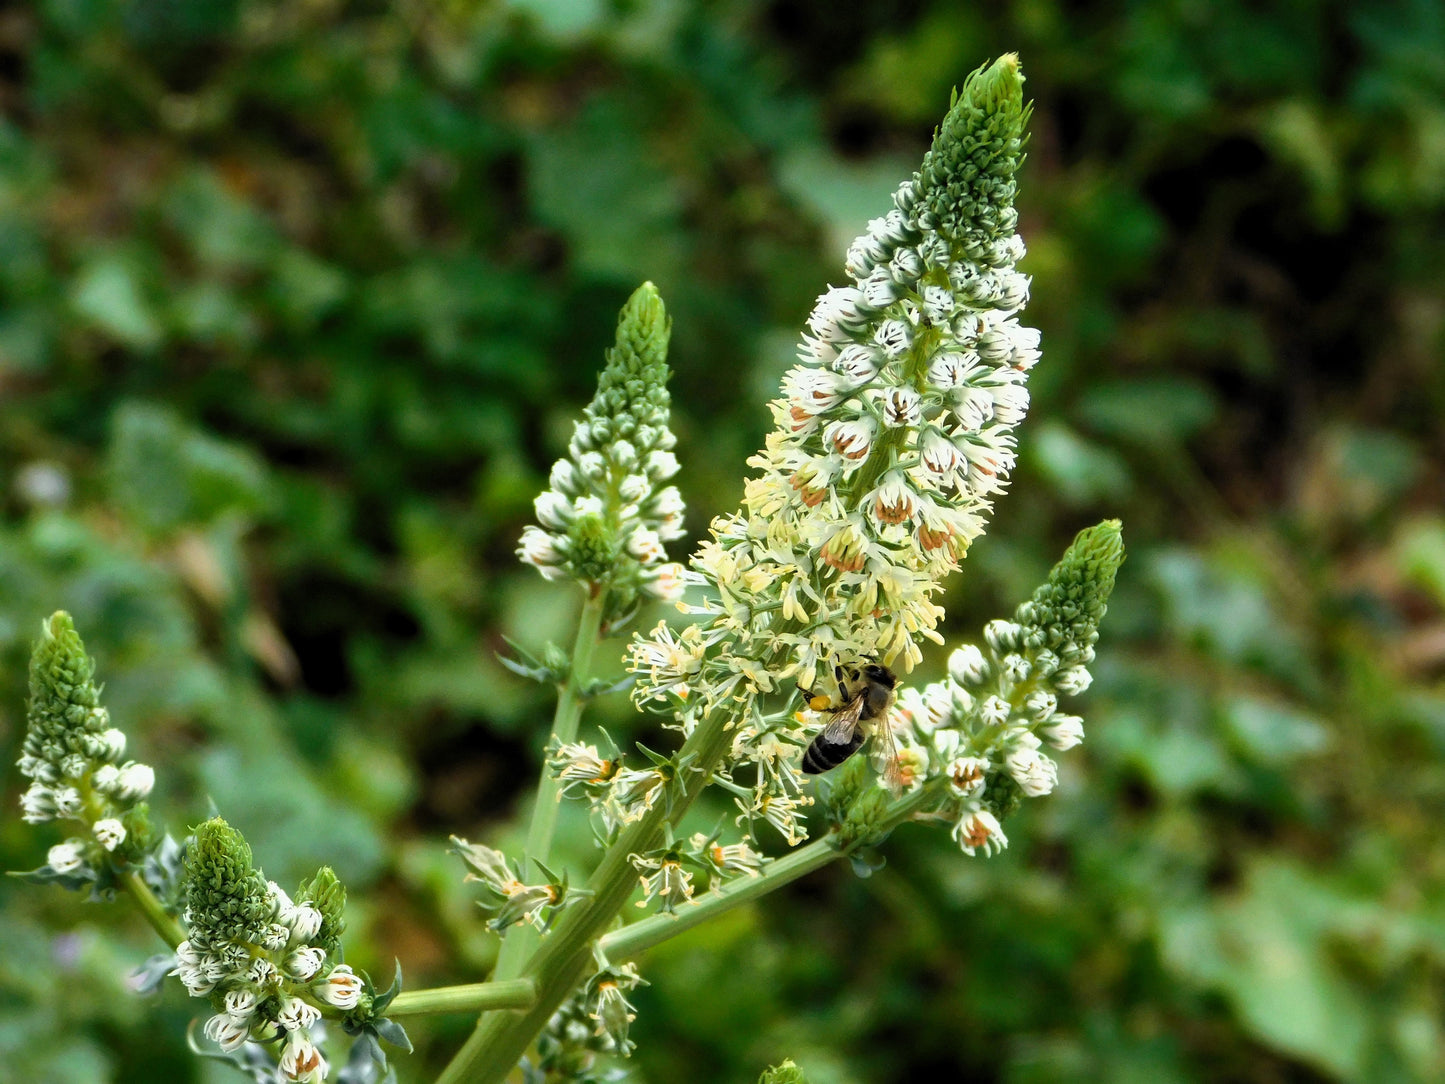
174,818 -> 365,1082
17,612 -> 156,879
519,282 -> 686,623
760,1059 -> 810,1084
916,54 -> 1031,263
875,522 -> 1124,856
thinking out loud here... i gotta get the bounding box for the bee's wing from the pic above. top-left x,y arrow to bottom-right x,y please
870,709 -> 905,797
820,695 -> 867,743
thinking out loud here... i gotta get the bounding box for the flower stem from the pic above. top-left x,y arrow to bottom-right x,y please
435,701 -> 735,1084
387,979 -> 536,1018
493,589 -> 607,981
119,869 -> 185,950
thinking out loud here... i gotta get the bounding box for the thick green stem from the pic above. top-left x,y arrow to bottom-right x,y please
387,979 -> 536,1018
493,590 -> 607,981
119,869 -> 185,949
436,703 -> 735,1084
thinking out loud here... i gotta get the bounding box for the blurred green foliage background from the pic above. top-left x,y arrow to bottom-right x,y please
3,1 -> 1445,1081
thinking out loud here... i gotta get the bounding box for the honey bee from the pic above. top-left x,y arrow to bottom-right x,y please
797,661 -> 903,791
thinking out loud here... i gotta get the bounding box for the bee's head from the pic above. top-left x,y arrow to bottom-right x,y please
861,663 -> 897,688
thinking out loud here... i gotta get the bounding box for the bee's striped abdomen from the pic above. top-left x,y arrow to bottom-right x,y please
801,731 -> 866,774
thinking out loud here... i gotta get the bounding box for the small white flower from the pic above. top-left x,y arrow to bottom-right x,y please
824,416 -> 876,462
286,946 -> 327,981
882,386 -> 922,428
646,449 -> 680,479
288,904 -> 324,942
176,966 -> 216,997
248,957 -> 279,988
223,988 -> 258,1020
577,450 -> 607,479
617,472 -> 649,503
1006,743 -> 1058,797
203,1012 -> 251,1053
918,428 -> 965,475
927,350 -> 977,389
976,326 -> 1013,363
1023,690 -> 1057,722
20,784 -> 56,823
1054,666 -> 1093,695
518,526 -> 565,574
92,818 -> 126,851
612,439 -> 638,468
953,387 -> 995,431
279,1031 -> 328,1083
95,727 -> 127,761
984,619 -> 1022,652
548,459 -> 579,494
52,786 -> 83,818
945,757 -> 988,798
47,840 -> 87,873
1042,714 -> 1085,751
861,269 -> 898,308
921,283 -> 954,323
991,382 -> 1030,426
1001,653 -> 1031,684
874,319 -> 912,358
888,246 -> 922,283
832,343 -> 880,384
261,922 -> 292,951
1009,324 -> 1042,370
947,644 -> 988,685
276,995 -> 322,1032
114,762 -> 155,801
642,562 -> 686,600
91,763 -> 121,793
869,472 -> 919,525
627,526 -> 666,564
953,809 -> 1008,857
979,695 -> 1010,727
534,490 -> 573,530
58,752 -> 87,779
315,964 -> 364,1010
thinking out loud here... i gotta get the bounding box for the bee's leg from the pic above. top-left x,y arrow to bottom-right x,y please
834,663 -> 848,702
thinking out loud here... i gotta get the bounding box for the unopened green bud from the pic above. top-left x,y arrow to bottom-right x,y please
980,770 -> 1023,823
760,1059 -> 809,1084
833,785 -> 894,852
595,281 -> 673,442
568,513 -> 621,583
183,818 -> 272,947
296,866 -> 347,955
23,612 -> 102,766
917,54 -> 1031,259
117,803 -> 156,862
1015,520 -> 1125,665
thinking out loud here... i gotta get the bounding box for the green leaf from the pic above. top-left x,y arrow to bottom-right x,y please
70,255 -> 162,351
1221,695 -> 1329,764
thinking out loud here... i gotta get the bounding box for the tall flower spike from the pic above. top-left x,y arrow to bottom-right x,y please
876,521 -> 1124,856
628,56 -> 1036,842
17,612 -> 156,881
518,281 -> 685,624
